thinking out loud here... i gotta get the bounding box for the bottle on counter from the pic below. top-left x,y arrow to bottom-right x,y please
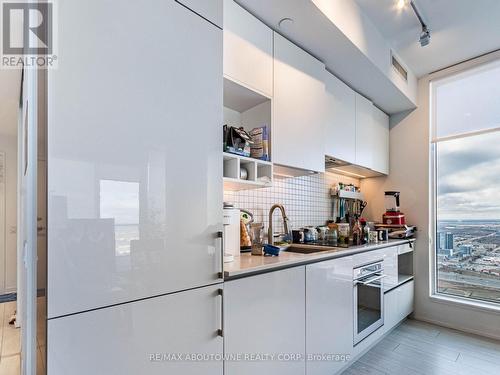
352,216 -> 362,246
360,218 -> 367,245
337,223 -> 350,246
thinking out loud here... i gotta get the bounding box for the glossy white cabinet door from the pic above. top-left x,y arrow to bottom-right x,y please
273,33 -> 326,173
383,287 -> 399,333
224,267 -> 306,375
223,0 -> 273,96
382,246 -> 398,291
354,93 -> 374,170
48,284 -> 224,375
176,0 -> 223,28
324,71 -> 356,164
383,280 -> 414,334
48,0 -> 223,318
306,257 -> 354,375
398,280 -> 414,319
372,106 -> 389,175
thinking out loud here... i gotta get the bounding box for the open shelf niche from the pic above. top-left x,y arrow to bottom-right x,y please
223,76 -> 273,191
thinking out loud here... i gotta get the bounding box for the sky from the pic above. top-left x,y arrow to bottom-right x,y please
437,131 -> 500,220
435,60 -> 500,221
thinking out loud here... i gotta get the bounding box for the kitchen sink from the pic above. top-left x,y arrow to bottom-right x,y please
286,247 -> 331,254
286,244 -> 343,254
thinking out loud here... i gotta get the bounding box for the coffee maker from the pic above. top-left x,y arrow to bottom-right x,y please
383,191 -> 406,225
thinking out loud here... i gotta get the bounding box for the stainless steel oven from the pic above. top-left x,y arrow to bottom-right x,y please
353,260 -> 386,345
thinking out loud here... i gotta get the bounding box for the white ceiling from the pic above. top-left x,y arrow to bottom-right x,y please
0,69 -> 22,136
237,0 -> 416,114
355,0 -> 500,77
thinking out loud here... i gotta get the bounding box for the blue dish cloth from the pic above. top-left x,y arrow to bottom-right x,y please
263,244 -> 281,256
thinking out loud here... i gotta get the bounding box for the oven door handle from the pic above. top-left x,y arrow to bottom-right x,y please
354,274 -> 387,286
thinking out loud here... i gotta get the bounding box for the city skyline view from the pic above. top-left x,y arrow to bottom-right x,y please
436,220 -> 500,303
437,130 -> 500,220
436,132 -> 500,304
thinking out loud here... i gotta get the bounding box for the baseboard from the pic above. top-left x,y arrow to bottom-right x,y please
413,314 -> 500,341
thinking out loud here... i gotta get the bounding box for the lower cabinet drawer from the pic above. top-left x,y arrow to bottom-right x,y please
384,288 -> 399,332
398,280 -> 414,319
384,280 -> 414,333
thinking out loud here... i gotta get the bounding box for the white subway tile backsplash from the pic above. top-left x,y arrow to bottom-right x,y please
224,172 -> 359,234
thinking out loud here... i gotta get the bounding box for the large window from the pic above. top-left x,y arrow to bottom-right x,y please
432,59 -> 500,306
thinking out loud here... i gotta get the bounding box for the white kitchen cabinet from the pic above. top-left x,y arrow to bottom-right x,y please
48,0 -> 223,318
383,280 -> 414,334
273,32 -> 326,173
324,70 -> 356,164
355,93 -> 374,170
324,76 -> 389,175
48,284 -> 224,375
176,0 -> 223,28
223,0 -> 273,97
382,246 -> 399,291
355,95 -> 389,174
372,106 -> 390,174
398,280 -> 414,318
306,257 -> 354,375
224,267 -> 306,375
383,286 -> 399,333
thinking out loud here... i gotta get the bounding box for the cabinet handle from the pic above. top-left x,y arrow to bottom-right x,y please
217,288 -> 224,337
354,274 -> 388,286
409,241 -> 413,249
217,231 -> 224,279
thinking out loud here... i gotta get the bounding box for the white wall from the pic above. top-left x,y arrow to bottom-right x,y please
0,134 -> 18,293
361,52 -> 500,339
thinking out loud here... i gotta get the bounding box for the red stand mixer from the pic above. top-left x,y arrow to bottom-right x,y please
383,191 -> 406,225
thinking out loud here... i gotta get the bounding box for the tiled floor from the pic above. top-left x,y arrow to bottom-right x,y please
0,301 -> 20,375
0,298 -> 46,375
343,319 -> 500,375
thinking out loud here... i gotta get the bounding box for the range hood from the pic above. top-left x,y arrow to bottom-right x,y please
325,156 -> 383,179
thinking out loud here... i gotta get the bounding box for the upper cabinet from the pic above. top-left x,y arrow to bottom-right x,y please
355,93 -> 375,169
273,32 -> 326,173
372,106 -> 390,175
177,0 -> 223,28
223,0 -> 273,97
355,94 -> 390,175
324,71 -> 356,164
324,76 -> 390,176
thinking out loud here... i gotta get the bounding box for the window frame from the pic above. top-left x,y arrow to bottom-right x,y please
429,60 -> 500,312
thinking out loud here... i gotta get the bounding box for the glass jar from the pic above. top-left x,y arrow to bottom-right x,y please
337,223 -> 350,246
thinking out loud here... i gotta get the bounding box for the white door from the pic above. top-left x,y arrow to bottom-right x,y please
324,71 -> 356,164
273,32 -> 326,173
48,0 -> 223,318
0,152 -> 5,294
18,67 -> 39,375
224,267 -> 306,375
306,257 -> 354,375
48,284 -> 224,375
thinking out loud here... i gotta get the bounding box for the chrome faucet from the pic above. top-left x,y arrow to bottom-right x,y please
268,204 -> 289,246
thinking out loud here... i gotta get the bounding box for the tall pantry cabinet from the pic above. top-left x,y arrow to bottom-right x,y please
47,1 -> 223,373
